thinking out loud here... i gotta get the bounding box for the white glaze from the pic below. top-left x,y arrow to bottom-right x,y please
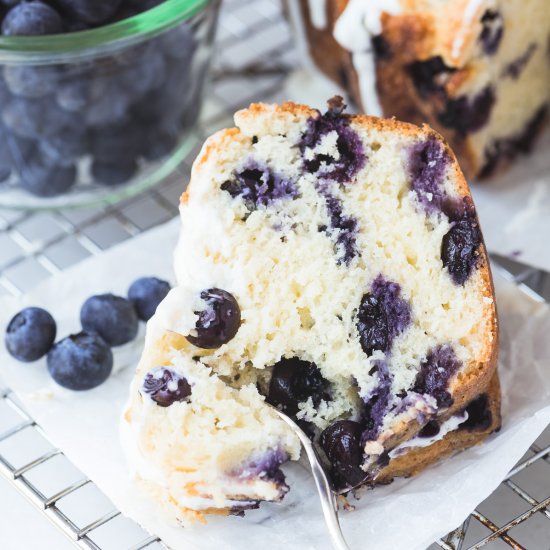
389,412 -> 469,458
333,0 -> 401,116
451,0 -> 486,59
307,0 -> 327,29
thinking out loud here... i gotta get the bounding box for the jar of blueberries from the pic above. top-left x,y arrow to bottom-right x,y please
0,0 -> 219,208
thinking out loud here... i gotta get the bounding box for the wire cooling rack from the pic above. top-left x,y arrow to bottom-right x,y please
0,1 -> 549,548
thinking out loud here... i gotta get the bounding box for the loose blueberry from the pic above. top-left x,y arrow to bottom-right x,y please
266,357 -> 330,416
47,332 -> 113,391
438,86 -> 496,135
39,126 -> 89,167
141,366 -> 192,407
0,129 -> 12,182
479,10 -> 504,55
2,2 -> 64,36
356,275 -> 411,357
221,160 -> 298,212
320,420 -> 369,491
19,157 -> 77,198
142,127 -> 178,161
80,294 -> 138,347
185,288 -> 241,349
5,307 -> 56,362
300,96 -> 366,184
459,394 -> 493,432
2,97 -> 47,139
54,0 -> 122,25
3,66 -> 58,99
407,136 -> 450,214
91,158 -> 138,187
413,345 -> 462,407
128,276 -> 171,321
441,202 -> 482,285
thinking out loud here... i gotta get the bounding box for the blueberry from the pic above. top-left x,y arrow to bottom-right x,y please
221,160 -> 298,212
91,121 -> 143,162
407,137 -> 450,215
2,2 -> 64,36
417,420 -> 440,438
0,129 -> 12,182
320,420 -> 369,491
19,156 -> 77,198
54,0 -> 122,25
159,23 -> 196,61
118,47 -> 166,101
185,288 -> 241,349
56,77 -> 91,112
356,276 -> 411,357
300,96 -> 366,183
2,97 -> 47,139
479,10 -> 504,55
360,360 -> 392,441
3,66 -> 58,99
141,367 -> 192,407
85,87 -> 129,127
459,394 -> 493,432
47,332 -> 113,391
128,277 -> 171,321
142,127 -> 177,161
91,158 -> 138,186
266,357 -> 330,416
413,345 -> 462,407
80,294 -> 138,347
39,126 -> 89,167
407,56 -> 455,99
438,86 -> 496,135
5,307 -> 56,362
441,202 -> 482,285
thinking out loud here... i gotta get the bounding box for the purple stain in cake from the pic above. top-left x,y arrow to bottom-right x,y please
438,86 -> 496,136
407,56 -> 456,99
459,394 -> 493,432
356,275 -> 411,357
221,160 -> 298,212
361,360 -> 392,442
317,184 -> 359,264
300,96 -> 366,184
141,367 -> 192,407
266,357 -> 331,417
502,43 -> 537,79
480,105 -> 548,177
233,449 -> 290,497
479,10 -> 504,55
407,136 -> 450,214
412,345 -> 462,408
320,420 -> 369,491
441,198 -> 482,285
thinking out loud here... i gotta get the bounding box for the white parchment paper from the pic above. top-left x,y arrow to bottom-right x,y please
283,68 -> 550,273
1,218 -> 550,550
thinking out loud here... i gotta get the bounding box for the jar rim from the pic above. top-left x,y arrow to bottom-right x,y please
0,0 -> 210,62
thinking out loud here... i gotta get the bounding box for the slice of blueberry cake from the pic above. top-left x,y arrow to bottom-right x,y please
292,0 -> 550,179
122,98 -> 499,524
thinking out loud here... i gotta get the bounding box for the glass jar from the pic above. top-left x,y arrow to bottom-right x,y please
0,0 -> 219,209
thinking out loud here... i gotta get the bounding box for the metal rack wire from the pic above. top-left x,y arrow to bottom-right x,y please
0,1 -> 549,548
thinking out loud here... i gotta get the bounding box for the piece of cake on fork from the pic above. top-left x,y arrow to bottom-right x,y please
122,97 -> 499,524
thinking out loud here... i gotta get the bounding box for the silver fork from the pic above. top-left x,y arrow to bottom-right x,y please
270,406 -> 350,550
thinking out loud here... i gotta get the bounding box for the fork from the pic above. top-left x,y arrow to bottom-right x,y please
269,406 -> 350,550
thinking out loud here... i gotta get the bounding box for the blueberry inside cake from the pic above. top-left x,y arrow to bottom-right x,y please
294,0 -> 550,178
122,98 -> 499,524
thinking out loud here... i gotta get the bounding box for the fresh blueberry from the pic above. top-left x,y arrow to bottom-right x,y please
141,367 -> 192,407
128,277 -> 171,321
2,97 -> 47,139
85,81 -> 129,127
221,160 -> 298,212
2,2 -> 64,36
142,127 -> 177,161
54,0 -> 122,25
413,345 -> 462,407
320,420 -> 369,491
356,275 -> 411,357
47,332 -> 113,391
18,156 -> 77,198
56,76 -> 91,112
118,47 -> 166,101
90,121 -> 143,162
39,126 -> 89,167
91,158 -> 138,187
0,128 -> 12,182
159,22 -> 196,61
3,66 -> 58,99
185,288 -> 241,349
5,307 -> 56,362
80,293 -> 138,347
266,357 -> 330,416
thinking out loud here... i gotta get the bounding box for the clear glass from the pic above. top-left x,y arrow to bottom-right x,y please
0,0 -> 219,209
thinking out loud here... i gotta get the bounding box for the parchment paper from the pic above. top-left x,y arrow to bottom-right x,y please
1,218 -> 550,550
283,68 -> 550,273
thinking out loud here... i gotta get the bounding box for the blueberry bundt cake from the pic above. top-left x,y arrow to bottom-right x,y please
291,0 -> 550,179
122,98 -> 499,524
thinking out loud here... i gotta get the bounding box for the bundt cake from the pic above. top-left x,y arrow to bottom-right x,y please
292,0 -> 550,179
122,98 -> 499,524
